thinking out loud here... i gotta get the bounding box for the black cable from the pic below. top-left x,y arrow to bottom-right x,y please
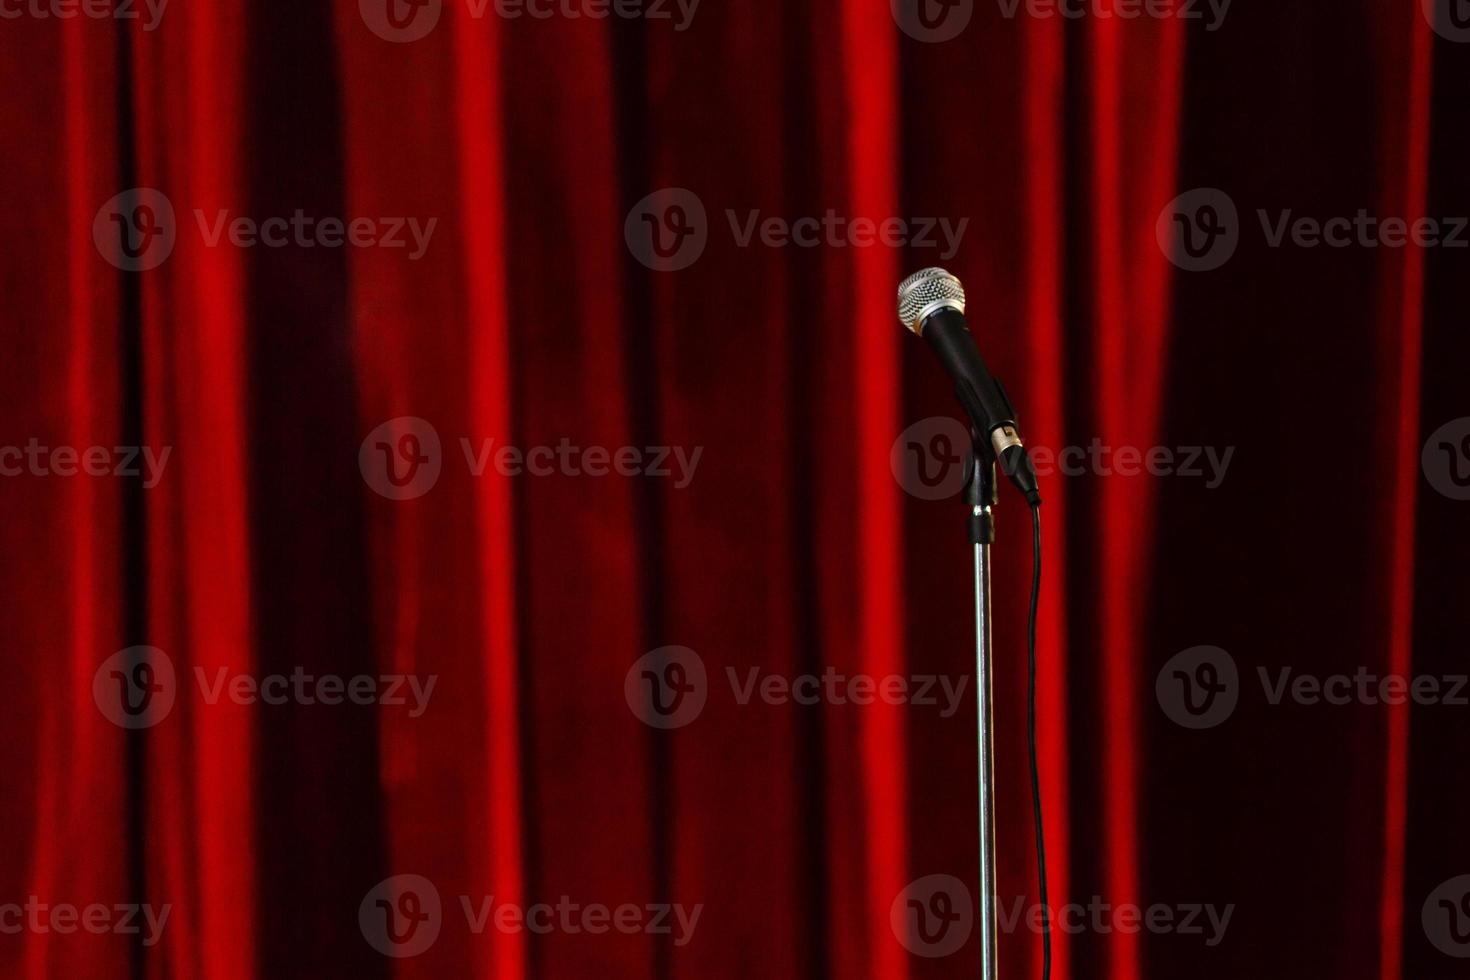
1027,503 -> 1051,979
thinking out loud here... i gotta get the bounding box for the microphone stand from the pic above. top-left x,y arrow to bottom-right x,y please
965,438 -> 1000,980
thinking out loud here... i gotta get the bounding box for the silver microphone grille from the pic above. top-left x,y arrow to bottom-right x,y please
896,267 -> 966,335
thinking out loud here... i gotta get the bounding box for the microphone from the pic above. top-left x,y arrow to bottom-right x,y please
897,267 -> 1041,506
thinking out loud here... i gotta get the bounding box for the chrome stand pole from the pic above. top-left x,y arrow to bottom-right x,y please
968,452 -> 999,980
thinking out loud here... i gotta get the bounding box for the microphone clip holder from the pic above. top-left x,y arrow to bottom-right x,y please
965,428 -> 999,546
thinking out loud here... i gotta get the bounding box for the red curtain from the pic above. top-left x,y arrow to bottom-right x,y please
1,1 -> 1460,977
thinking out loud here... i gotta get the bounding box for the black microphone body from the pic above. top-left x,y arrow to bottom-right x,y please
921,308 -> 1018,441
921,308 -> 1041,506
898,269 -> 1042,506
